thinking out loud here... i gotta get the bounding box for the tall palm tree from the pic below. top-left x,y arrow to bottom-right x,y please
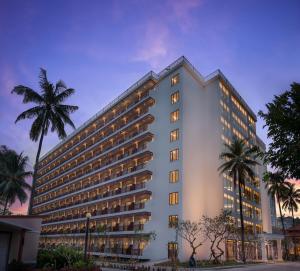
263,172 -> 289,233
282,182 -> 300,227
282,182 -> 300,259
0,145 -> 32,213
218,138 -> 259,263
11,69 -> 78,214
263,171 -> 289,257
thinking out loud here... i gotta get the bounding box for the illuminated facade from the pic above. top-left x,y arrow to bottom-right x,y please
32,57 -> 273,261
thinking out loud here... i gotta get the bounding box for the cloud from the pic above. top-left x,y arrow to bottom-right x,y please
132,21 -> 173,69
131,0 -> 202,69
167,0 -> 202,32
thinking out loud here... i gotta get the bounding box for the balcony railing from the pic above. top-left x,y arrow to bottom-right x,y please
36,111 -> 153,186
34,144 -> 151,201
36,182 -> 146,213
34,161 -> 151,214
38,92 -> 151,172
41,223 -> 144,235
42,202 -> 147,225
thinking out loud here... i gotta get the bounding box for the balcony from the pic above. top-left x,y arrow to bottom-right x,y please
42,202 -> 150,226
36,113 -> 154,188
38,93 -> 153,173
41,223 -> 145,236
34,143 -> 152,201
34,160 -> 150,210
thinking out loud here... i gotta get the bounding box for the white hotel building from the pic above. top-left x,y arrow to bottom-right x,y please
32,56 -> 278,261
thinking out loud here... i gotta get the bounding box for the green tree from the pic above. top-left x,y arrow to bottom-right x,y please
218,138 -> 259,263
282,182 -> 300,260
11,69 -> 78,214
282,182 -> 300,227
263,171 -> 289,257
258,82 -> 300,179
0,145 -> 32,213
263,172 -> 289,233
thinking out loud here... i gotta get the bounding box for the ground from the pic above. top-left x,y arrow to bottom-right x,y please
213,262 -> 300,271
102,262 -> 300,271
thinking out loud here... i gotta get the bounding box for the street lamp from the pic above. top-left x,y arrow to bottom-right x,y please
84,212 -> 91,262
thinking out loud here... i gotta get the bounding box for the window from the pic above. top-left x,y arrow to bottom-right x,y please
170,149 -> 179,161
170,129 -> 179,142
171,91 -> 179,104
224,193 -> 234,210
169,192 -> 179,205
170,110 -> 179,123
171,74 -> 180,86
168,242 -> 178,259
168,215 -> 178,228
169,170 -> 179,183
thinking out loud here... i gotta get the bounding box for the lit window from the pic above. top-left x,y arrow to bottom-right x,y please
224,193 -> 234,210
168,242 -> 178,259
169,170 -> 179,183
170,110 -> 179,123
171,91 -> 179,104
169,192 -> 179,205
170,129 -> 179,142
168,215 -> 178,228
171,74 -> 180,86
170,149 -> 179,161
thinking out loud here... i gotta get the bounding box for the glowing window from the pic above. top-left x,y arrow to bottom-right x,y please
171,91 -> 180,104
171,74 -> 180,86
170,129 -> 179,142
169,192 -> 179,205
170,110 -> 179,123
169,170 -> 179,183
170,149 -> 179,162
168,215 -> 178,228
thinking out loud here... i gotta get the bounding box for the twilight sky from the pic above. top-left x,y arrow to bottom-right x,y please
0,0 -> 299,215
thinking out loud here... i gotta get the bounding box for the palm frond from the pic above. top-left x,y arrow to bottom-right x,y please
15,106 -> 44,123
11,86 -> 44,104
55,88 -> 75,103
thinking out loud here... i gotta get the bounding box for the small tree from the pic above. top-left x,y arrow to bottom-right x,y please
176,220 -> 206,267
202,210 -> 236,263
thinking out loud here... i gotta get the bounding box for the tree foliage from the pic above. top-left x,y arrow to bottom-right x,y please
0,145 -> 32,213
258,82 -> 300,179
218,138 -> 260,263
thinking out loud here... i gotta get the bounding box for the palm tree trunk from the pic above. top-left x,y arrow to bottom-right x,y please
3,196 -> 9,214
277,195 -> 288,259
291,208 -> 297,260
238,181 -> 246,263
28,121 -> 46,215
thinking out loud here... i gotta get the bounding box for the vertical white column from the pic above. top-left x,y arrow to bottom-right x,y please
261,238 -> 267,262
277,239 -> 283,261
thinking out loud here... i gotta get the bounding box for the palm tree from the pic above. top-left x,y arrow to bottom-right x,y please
218,138 -> 259,263
263,172 -> 289,233
282,182 -> 300,259
11,68 -> 78,214
282,182 -> 300,227
263,171 -> 289,257
0,145 -> 32,213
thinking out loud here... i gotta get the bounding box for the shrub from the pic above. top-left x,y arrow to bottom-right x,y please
37,245 -> 84,269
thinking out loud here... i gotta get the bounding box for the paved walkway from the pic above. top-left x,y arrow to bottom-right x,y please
101,262 -> 300,271
204,262 -> 300,271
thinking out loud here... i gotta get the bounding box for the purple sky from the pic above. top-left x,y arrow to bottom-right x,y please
0,0 -> 299,214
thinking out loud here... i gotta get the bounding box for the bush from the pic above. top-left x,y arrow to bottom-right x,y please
37,245 -> 85,269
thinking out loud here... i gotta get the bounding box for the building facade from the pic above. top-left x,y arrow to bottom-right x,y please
32,57 -> 273,261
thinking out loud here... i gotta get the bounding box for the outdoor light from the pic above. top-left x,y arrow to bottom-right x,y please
84,212 -> 92,261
